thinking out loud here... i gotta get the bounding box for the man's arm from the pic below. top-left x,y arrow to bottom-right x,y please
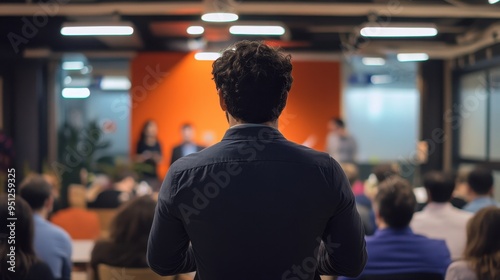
147,171 -> 196,276
61,231 -> 73,280
317,159 -> 367,278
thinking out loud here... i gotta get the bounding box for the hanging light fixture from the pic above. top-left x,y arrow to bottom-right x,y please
201,0 -> 239,23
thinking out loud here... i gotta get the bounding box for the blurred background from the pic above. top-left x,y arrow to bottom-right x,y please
2,1 -> 500,279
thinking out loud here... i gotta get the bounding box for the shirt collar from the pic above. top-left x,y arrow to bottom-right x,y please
223,125 -> 284,141
470,196 -> 497,204
423,202 -> 453,211
33,213 -> 45,222
374,226 -> 413,237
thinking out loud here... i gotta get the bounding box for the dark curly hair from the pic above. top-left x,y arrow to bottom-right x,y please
212,40 -> 293,123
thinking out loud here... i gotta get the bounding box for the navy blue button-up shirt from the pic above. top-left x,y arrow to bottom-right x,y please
339,227 -> 451,280
148,125 -> 367,280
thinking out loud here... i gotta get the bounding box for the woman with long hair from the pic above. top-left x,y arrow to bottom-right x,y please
135,120 -> 163,180
90,195 -> 157,280
0,195 -> 54,280
446,206 -> 500,280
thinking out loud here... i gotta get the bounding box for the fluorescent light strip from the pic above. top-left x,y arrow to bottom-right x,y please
397,53 -> 429,62
187,26 -> 205,35
194,52 -> 221,61
370,75 -> 392,84
201,13 -> 238,23
62,88 -> 90,98
362,57 -> 386,66
360,27 -> 437,37
61,26 -> 134,36
100,76 -> 131,90
489,0 -> 500,4
62,61 -> 84,70
229,25 -> 285,35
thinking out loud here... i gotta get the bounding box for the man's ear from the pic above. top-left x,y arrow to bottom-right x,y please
218,89 -> 227,111
373,205 -> 382,226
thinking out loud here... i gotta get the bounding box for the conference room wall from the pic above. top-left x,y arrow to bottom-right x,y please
130,52 -> 341,179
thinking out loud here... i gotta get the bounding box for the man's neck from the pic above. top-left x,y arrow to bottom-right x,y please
470,193 -> 493,201
227,113 -> 278,129
34,209 -> 48,220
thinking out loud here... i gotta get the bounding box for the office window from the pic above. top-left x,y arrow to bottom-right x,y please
343,59 -> 419,162
490,68 -> 500,161
458,71 -> 488,160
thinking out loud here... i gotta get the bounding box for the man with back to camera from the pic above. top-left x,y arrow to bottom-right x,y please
463,168 -> 500,213
410,171 -> 472,260
339,176 -> 451,280
19,175 -> 72,280
147,41 -> 367,280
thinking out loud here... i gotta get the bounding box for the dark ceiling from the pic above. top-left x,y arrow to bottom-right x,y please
1,0 -> 500,59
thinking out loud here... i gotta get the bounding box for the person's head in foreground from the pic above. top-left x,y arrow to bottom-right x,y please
0,195 -> 48,280
364,163 -> 400,200
19,174 -> 54,217
212,40 -> 293,126
110,195 -> 156,244
374,176 -> 416,229
423,171 -> 456,203
463,207 -> 500,280
467,168 -> 494,197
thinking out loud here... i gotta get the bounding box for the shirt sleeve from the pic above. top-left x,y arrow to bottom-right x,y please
316,158 -> 367,278
147,169 -> 196,276
60,231 -> 73,280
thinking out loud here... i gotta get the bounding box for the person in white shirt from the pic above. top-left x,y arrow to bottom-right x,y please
411,171 -> 472,260
326,118 -> 357,164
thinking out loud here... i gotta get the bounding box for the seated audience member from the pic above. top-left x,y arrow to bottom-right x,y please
446,207 -> 500,280
19,175 -> 72,280
463,168 -> 500,213
411,171 -> 472,260
340,176 -> 451,280
85,173 -> 111,202
0,195 -> 54,280
42,171 -> 63,215
88,169 -> 137,209
340,162 -> 364,196
342,163 -> 376,235
90,195 -> 156,280
50,185 -> 101,240
450,169 -> 470,209
361,163 -> 400,206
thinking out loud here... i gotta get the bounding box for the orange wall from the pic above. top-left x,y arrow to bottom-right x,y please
131,52 -> 340,179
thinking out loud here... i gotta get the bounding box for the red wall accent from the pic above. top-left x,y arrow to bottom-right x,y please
131,52 -> 341,179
